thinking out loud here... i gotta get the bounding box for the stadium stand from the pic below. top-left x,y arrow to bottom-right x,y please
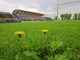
0,9 -> 46,23
0,12 -> 16,22
12,9 -> 45,21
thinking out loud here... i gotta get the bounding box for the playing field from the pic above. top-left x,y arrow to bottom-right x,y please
0,20 -> 80,60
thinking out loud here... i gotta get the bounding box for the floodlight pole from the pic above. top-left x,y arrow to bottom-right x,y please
57,0 -> 59,20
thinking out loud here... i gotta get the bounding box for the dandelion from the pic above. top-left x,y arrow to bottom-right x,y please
42,30 -> 48,34
42,29 -> 48,48
15,31 -> 25,56
15,31 -> 25,38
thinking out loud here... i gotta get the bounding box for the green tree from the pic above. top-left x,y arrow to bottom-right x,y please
63,14 -> 66,20
55,16 -> 58,20
68,14 -> 72,20
65,13 -> 72,20
61,14 -> 64,20
65,13 -> 68,20
78,13 -> 80,20
61,13 -> 72,20
73,13 -> 78,20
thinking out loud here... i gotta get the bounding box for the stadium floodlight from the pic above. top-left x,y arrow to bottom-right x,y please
57,0 -> 59,20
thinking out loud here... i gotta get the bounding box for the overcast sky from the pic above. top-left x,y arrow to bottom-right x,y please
0,0 -> 80,18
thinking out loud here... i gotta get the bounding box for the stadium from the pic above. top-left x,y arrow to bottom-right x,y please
0,0 -> 80,60
0,9 -> 45,22
12,9 -> 45,21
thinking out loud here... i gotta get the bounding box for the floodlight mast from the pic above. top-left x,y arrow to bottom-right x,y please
57,0 -> 59,20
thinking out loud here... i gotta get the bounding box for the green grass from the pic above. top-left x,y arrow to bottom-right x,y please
0,20 -> 80,60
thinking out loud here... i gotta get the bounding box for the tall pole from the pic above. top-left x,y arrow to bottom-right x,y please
57,0 -> 59,20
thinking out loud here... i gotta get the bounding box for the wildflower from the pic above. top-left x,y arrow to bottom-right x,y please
42,29 -> 48,48
15,31 -> 25,38
42,30 -> 48,34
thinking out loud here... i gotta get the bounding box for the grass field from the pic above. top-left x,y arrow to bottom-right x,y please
0,20 -> 80,60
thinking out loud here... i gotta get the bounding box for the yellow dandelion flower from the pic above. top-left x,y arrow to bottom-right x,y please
15,31 -> 25,38
42,30 -> 48,34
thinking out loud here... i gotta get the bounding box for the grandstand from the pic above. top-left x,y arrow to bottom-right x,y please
0,12 -> 16,22
12,9 -> 45,21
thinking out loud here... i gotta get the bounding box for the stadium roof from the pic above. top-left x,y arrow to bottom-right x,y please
0,12 -> 14,18
13,9 -> 45,16
0,12 -> 10,14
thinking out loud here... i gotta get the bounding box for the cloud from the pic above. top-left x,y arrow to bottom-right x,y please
0,0 -> 80,18
0,0 -> 20,13
0,0 -> 55,13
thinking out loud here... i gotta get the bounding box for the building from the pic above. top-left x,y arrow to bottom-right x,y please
12,9 -> 45,21
0,12 -> 16,22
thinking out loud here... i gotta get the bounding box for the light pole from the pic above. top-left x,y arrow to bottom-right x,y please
57,0 -> 59,20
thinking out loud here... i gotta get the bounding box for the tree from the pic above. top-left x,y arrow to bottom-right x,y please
63,14 -> 66,20
55,16 -> 58,20
78,13 -> 80,20
65,13 -> 68,20
65,13 -> 72,20
61,14 -> 64,20
68,14 -> 72,20
73,13 -> 77,20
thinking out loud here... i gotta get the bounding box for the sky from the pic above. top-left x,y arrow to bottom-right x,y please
0,0 -> 80,18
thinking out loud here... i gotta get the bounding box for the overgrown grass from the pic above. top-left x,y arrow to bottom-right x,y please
0,20 -> 80,60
